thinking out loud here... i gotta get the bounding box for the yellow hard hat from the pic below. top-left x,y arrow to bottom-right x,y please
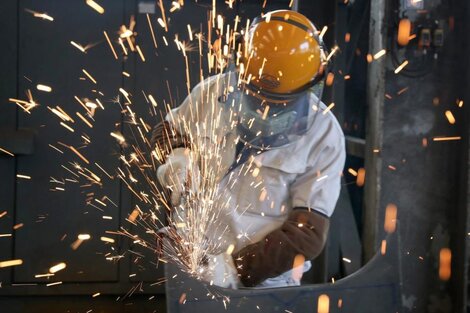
240,10 -> 326,98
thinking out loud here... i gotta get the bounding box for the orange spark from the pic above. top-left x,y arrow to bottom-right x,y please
326,46 -> 338,62
34,273 -> 55,278
184,25 -> 193,43
16,174 -> 31,180
37,84 -> 52,92
170,1 -> 181,12
49,262 -> 66,273
158,0 -> 168,32
325,73 -> 334,86
129,208 -> 140,222
445,110 -> 456,124
13,223 -> 24,230
86,0 -> 105,14
259,189 -> 267,202
356,168 -> 365,186
46,281 -> 63,287
100,236 -> 115,243
384,204 -> 397,233
226,244 -> 235,255
0,259 -> 23,268
381,240 -> 387,255
398,19 -> 411,46
136,45 -> 146,62
82,69 -> 97,84
319,26 -> 328,40
394,60 -> 409,74
78,234 -> 91,240
69,145 -> 90,164
0,147 -> 14,156
422,138 -> 428,147
119,88 -> 132,104
74,96 -> 92,114
103,31 -> 118,59
148,94 -> 158,107
70,41 -> 86,53
291,254 -> 305,281
433,136 -> 461,141
71,239 -> 83,250
439,248 -> 451,281
76,112 -> 93,128
118,38 -> 128,55
146,14 -> 158,48
179,293 -> 186,304
373,49 -> 386,60
25,9 -> 54,21
317,294 -> 330,313
322,103 -> 335,115
397,87 -> 409,95
60,122 -> 75,133
110,132 -> 126,144
348,168 -> 358,176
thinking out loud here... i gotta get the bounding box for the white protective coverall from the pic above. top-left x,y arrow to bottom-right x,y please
161,73 -> 346,287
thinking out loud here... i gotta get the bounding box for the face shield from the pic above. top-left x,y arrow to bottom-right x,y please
224,82 -> 324,150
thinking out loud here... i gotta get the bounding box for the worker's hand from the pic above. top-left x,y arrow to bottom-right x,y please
200,253 -> 240,289
157,148 -> 200,206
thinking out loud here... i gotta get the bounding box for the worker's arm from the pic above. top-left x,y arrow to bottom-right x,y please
233,121 -> 346,287
151,74 -> 229,159
233,209 -> 329,287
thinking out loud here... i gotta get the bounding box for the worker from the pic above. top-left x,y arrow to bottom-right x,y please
153,10 -> 345,289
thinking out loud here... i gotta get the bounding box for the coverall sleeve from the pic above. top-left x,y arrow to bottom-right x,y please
290,121 -> 346,217
151,75 -> 228,161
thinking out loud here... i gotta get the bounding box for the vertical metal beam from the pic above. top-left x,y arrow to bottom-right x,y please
458,77 -> 470,312
456,2 -> 470,309
292,0 -> 299,12
362,0 -> 387,261
330,2 -> 348,128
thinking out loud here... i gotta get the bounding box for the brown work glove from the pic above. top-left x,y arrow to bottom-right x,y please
232,209 -> 329,287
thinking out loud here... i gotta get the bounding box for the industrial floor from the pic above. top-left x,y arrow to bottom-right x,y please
0,295 -> 167,313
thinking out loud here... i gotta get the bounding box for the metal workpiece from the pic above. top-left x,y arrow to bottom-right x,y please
165,228 -> 403,313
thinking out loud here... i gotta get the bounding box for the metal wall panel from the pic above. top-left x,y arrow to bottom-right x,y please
0,0 -> 18,285
13,0 -> 124,283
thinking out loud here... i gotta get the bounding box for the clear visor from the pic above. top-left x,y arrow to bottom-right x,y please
224,83 -> 324,149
